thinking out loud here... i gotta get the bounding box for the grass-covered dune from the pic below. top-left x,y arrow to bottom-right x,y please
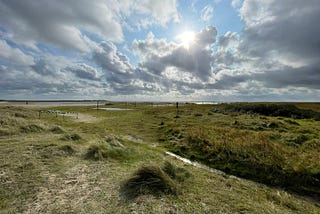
212,103 -> 320,120
0,103 -> 319,213
160,103 -> 320,199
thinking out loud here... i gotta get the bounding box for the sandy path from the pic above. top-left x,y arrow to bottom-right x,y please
61,112 -> 101,123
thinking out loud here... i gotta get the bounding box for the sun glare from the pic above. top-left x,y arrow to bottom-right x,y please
177,31 -> 195,49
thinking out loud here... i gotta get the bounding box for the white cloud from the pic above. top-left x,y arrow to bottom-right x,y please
132,32 -> 178,58
135,26 -> 218,81
133,0 -> 180,25
93,41 -> 133,75
65,64 -> 100,81
201,5 -> 214,22
0,40 -> 34,65
231,0 -> 242,8
213,0 -> 320,92
0,0 -> 124,51
1,0 -> 319,101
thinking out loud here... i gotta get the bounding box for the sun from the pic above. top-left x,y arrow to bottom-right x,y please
176,31 -> 195,49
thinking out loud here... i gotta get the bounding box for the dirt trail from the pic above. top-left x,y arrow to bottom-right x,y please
73,113 -> 100,123
58,112 -> 101,123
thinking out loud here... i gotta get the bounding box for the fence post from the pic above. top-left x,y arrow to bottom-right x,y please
176,102 -> 179,116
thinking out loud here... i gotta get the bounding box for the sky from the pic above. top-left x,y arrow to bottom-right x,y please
0,0 -> 319,102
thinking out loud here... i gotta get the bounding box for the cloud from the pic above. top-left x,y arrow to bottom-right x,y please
92,41 -> 133,75
254,63 -> 320,89
213,0 -> 320,93
132,32 -> 178,58
231,0 -> 242,8
1,1 -> 319,101
0,39 -> 34,66
239,0 -> 320,64
0,0 -> 125,51
201,5 -> 214,22
131,0 -> 180,27
65,64 -> 100,81
135,26 -> 217,81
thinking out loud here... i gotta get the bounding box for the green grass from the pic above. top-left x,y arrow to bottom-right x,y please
0,104 -> 319,213
159,104 -> 320,199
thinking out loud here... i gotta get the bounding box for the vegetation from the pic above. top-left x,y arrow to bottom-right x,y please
120,161 -> 190,200
60,133 -> 82,141
0,103 -> 319,213
212,103 -> 320,120
160,103 -> 320,199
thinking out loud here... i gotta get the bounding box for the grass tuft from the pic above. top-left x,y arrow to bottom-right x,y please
162,161 -> 191,182
120,162 -> 190,200
60,133 -> 82,141
50,126 -> 65,134
120,165 -> 177,199
20,124 -> 44,133
84,145 -> 108,161
59,145 -> 76,155
84,141 -> 131,162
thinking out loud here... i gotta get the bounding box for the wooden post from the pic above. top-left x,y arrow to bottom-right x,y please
96,100 -> 99,110
176,102 -> 179,114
